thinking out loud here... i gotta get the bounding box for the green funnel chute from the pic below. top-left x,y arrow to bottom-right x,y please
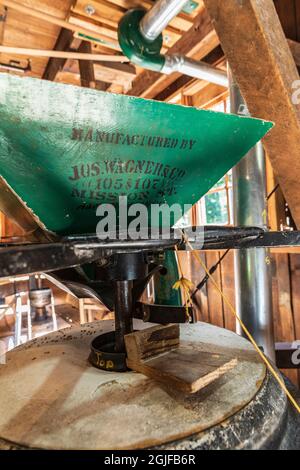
0,73 -> 273,236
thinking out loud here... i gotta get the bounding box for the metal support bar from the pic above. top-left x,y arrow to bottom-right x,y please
186,230 -> 300,250
229,66 -> 275,361
0,237 -> 179,278
134,301 -> 195,323
162,55 -> 228,87
1,230 -> 300,279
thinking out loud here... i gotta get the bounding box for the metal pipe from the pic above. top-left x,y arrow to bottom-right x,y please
140,0 -> 189,41
119,5 -> 228,87
229,66 -> 275,361
163,55 -> 229,88
139,0 -> 228,86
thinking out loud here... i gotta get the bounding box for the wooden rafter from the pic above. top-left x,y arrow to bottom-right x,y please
127,9 -> 219,99
0,0 -> 120,50
203,0 -> 300,227
0,5 -> 6,45
43,28 -> 74,81
78,41 -> 96,88
63,58 -> 135,86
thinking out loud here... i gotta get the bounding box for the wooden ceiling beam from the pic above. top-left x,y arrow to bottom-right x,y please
0,5 -> 6,45
64,58 -> 134,85
203,0 -> 300,227
74,0 -> 195,33
69,11 -> 119,41
95,60 -> 135,77
68,14 -> 121,51
192,82 -> 228,109
127,9 -> 219,99
105,0 -> 200,28
43,28 -> 74,82
72,0 -> 183,49
78,41 -> 96,88
95,80 -> 110,91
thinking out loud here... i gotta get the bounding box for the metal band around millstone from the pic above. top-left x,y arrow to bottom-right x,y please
89,332 -> 128,372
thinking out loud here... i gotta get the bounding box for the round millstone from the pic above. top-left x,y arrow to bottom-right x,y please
0,320 -> 269,449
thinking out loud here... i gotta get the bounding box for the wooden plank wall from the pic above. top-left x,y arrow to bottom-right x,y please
180,250 -> 300,388
0,213 -> 25,239
274,0 -> 300,43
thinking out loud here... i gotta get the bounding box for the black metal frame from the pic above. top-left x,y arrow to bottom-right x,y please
2,226 -> 300,371
2,227 -> 300,279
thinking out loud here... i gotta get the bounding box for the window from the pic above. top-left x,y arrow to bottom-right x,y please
198,173 -> 233,225
197,97 -> 232,226
175,97 -> 232,228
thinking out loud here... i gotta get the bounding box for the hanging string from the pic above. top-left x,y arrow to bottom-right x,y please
181,231 -> 300,414
173,245 -> 194,321
190,248 -> 230,303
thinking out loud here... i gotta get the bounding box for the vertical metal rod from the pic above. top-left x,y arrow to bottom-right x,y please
229,66 -> 275,360
114,280 -> 133,352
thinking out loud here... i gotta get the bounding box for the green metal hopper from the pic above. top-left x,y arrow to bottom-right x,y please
0,73 -> 273,236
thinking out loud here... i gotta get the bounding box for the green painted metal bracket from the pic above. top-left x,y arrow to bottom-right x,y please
182,1 -> 199,14
118,9 -> 165,72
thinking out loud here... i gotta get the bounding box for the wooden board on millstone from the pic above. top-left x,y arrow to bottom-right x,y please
125,324 -> 238,393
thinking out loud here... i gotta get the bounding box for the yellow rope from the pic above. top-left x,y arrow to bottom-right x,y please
182,233 -> 300,414
173,245 -> 194,321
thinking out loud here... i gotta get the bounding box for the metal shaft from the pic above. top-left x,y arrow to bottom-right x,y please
114,280 -> 133,352
229,67 -> 275,360
163,55 -> 228,88
140,0 -> 189,41
137,0 -> 228,86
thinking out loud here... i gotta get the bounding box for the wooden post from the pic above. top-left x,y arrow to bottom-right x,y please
0,5 -> 6,45
203,0 -> 300,227
43,28 -> 74,82
78,41 -> 96,89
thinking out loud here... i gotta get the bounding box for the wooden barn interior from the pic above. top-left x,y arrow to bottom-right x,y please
0,0 -> 300,451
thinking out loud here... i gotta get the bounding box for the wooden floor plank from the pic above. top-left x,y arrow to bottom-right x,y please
205,251 -> 224,328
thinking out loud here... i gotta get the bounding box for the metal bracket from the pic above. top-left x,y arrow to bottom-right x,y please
0,59 -> 31,73
134,301 -> 196,324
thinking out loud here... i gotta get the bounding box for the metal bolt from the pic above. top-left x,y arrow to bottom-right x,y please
85,4 -> 96,16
